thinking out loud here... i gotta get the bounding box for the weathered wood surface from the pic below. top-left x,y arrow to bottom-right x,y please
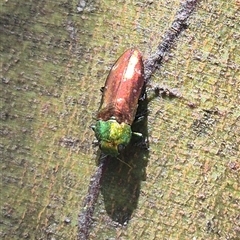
1,0 -> 239,239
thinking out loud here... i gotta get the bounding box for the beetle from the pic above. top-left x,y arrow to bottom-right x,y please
92,48 -> 145,156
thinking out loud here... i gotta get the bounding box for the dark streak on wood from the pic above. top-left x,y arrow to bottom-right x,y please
144,0 -> 199,83
78,0 -> 199,239
78,157 -> 108,240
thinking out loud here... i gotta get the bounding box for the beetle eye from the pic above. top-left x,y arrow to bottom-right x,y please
117,144 -> 125,153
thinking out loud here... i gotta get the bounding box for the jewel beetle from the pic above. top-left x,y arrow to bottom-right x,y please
92,48 -> 145,156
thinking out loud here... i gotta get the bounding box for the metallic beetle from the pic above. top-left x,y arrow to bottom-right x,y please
93,49 -> 145,156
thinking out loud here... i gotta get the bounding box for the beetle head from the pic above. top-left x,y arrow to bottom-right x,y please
93,119 -> 132,156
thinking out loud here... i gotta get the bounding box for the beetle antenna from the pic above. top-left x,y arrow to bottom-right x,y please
116,156 -> 132,169
100,153 -> 132,169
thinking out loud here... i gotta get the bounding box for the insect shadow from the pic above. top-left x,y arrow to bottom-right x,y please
97,92 -> 149,225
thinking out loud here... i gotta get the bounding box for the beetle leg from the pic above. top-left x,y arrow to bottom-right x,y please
146,84 -> 182,101
132,132 -> 143,138
146,84 -> 198,108
134,111 -> 149,122
92,139 -> 99,147
132,132 -> 149,150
